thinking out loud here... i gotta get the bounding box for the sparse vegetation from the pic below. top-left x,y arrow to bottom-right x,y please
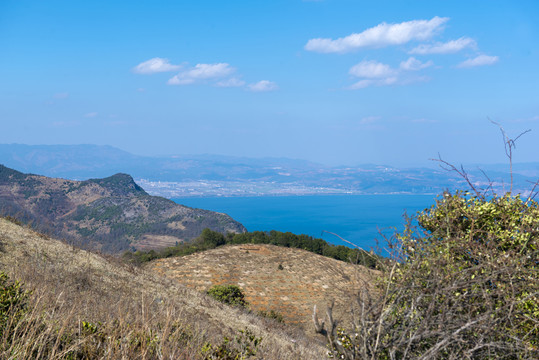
148,242 -> 374,329
127,228 -> 379,268
201,328 -> 262,360
0,216 -> 328,359
257,309 -> 284,323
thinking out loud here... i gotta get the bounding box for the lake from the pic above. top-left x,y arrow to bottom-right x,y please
172,194 -> 436,252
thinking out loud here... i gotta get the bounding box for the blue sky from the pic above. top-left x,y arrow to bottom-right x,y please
1,0 -> 538,166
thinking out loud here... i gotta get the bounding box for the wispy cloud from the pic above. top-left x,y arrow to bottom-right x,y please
305,16 -> 448,53
348,59 -> 431,90
349,77 -> 398,90
457,54 -> 499,68
84,112 -> 98,118
168,63 -> 235,85
136,59 -> 276,91
132,57 -> 181,74
215,77 -> 246,87
399,57 -> 433,71
410,37 -> 476,54
248,80 -> 279,92
349,60 -> 397,78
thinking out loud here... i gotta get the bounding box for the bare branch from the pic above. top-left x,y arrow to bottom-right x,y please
430,154 -> 482,198
526,179 -> 539,203
322,230 -> 380,264
489,119 -> 531,194
478,167 -> 495,197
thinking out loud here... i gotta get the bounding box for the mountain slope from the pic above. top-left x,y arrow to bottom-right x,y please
0,165 -> 245,252
0,217 -> 326,359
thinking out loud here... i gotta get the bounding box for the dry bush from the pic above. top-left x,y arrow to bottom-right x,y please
1,288 -> 205,359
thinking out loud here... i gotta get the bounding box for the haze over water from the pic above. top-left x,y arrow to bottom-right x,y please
174,194 -> 435,251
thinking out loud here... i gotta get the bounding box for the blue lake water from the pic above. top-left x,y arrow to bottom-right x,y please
172,195 -> 436,252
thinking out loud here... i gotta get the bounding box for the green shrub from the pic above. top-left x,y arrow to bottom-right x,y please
0,272 -> 29,338
207,285 -> 248,308
319,191 -> 539,359
257,309 -> 284,323
201,328 -> 261,360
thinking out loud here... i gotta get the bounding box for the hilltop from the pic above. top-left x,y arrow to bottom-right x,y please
0,164 -> 245,252
148,243 -> 378,331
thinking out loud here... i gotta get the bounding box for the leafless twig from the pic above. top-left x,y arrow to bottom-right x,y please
430,153 -> 482,198
490,119 -> 531,194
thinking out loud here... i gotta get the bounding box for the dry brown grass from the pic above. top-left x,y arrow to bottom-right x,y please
0,218 -> 327,359
148,244 -> 378,332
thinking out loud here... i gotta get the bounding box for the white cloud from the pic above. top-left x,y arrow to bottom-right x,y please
132,57 -> 181,74
348,79 -> 374,89
183,63 -> 234,79
348,77 -> 398,90
457,54 -> 499,68
348,61 -> 398,89
248,80 -> 279,92
84,112 -> 98,118
215,77 -> 246,87
399,57 -> 433,71
410,37 -> 476,54
348,59 -> 431,89
167,76 -> 195,85
349,60 -> 397,78
305,16 -> 449,53
136,60 -> 273,90
168,63 -> 235,85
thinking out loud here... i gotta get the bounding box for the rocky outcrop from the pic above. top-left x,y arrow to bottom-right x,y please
0,165 -> 246,253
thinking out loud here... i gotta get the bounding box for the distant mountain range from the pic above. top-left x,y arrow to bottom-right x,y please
1,143 -> 538,197
0,164 -> 245,253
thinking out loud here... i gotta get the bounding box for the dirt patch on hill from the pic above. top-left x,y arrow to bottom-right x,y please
149,244 -> 378,331
135,234 -> 184,250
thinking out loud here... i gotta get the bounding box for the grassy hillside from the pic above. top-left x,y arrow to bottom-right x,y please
0,217 -> 326,359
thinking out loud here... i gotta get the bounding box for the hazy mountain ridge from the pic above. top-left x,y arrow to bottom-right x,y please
0,164 -> 246,253
1,143 -> 537,196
